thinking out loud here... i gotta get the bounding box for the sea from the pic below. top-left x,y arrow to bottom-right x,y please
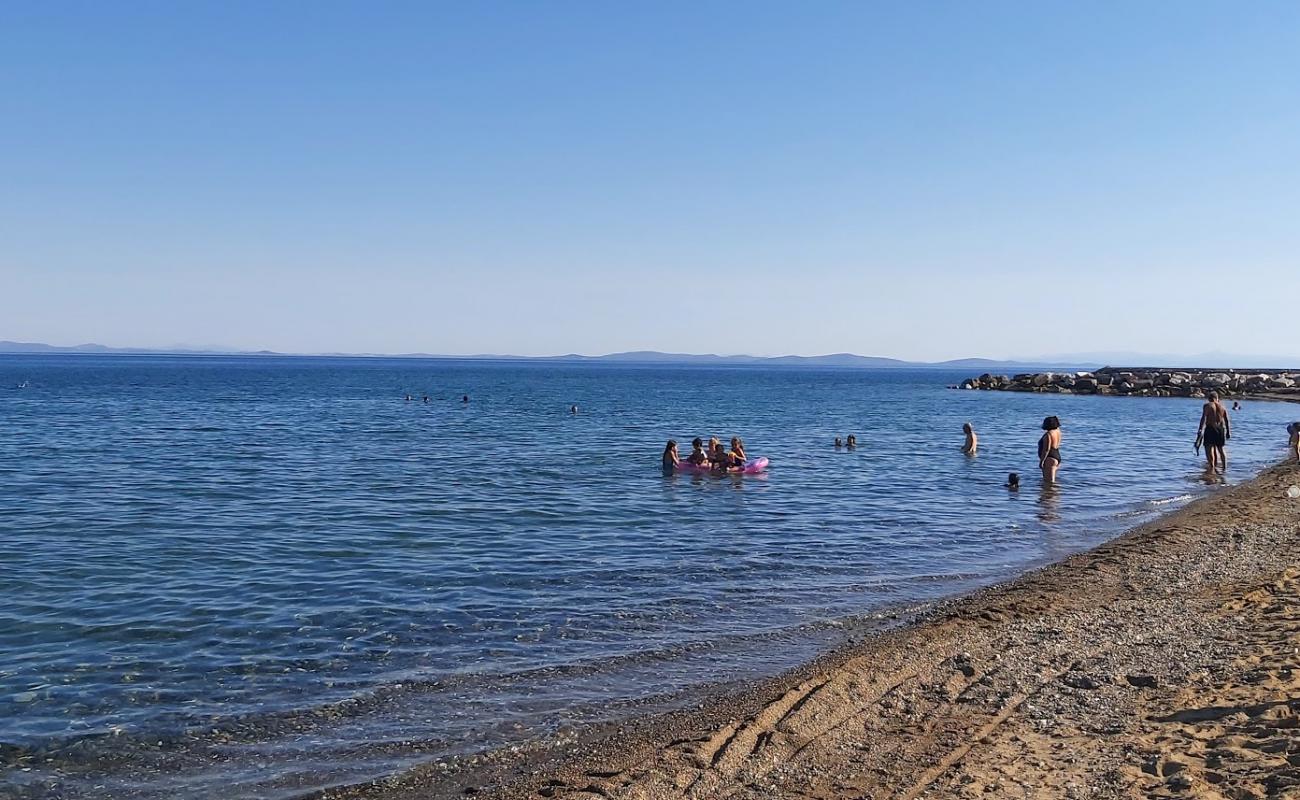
2,355 -> 1296,799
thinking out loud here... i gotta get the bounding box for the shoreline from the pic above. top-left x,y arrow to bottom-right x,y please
324,459 -> 1300,800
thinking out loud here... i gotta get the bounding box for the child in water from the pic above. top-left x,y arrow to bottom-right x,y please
730,437 -> 747,465
711,440 -> 732,474
846,434 -> 857,449
662,440 -> 679,470
1006,472 -> 1020,490
687,437 -> 709,466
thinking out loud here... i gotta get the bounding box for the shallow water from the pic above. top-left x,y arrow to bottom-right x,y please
1,356 -> 1295,798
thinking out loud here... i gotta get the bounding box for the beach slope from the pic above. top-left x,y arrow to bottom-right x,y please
340,462 -> 1300,800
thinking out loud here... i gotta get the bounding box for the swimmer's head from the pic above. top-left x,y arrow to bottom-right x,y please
1007,472 -> 1020,488
1207,391 -> 1219,401
692,437 -> 703,450
962,422 -> 973,434
834,437 -> 843,447
664,439 -> 677,455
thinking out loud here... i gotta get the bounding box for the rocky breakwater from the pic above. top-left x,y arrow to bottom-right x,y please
959,368 -> 1300,398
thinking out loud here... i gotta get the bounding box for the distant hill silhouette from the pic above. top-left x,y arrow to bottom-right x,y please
0,340 -> 1087,370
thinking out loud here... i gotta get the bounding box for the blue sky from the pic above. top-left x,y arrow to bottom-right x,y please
3,2 -> 1298,360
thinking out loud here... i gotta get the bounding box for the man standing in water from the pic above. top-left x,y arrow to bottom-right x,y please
1198,391 -> 1231,473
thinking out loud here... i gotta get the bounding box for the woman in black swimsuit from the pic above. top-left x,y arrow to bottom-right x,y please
1038,415 -> 1061,485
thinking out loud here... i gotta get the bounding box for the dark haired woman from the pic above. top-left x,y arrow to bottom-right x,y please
1038,416 -> 1061,484
662,440 -> 679,472
686,437 -> 709,466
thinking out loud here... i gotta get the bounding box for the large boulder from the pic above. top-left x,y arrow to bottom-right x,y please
1075,377 -> 1099,392
1032,372 -> 1054,387
1203,373 -> 1231,388
1269,377 -> 1296,389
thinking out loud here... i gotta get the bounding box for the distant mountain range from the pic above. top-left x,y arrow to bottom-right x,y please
0,340 -> 1084,370
5,340 -> 1296,370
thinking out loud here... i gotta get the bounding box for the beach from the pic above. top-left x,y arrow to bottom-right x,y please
6,358 -> 1300,799
331,460 -> 1300,800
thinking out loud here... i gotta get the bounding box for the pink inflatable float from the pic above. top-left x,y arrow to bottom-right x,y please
676,457 -> 769,475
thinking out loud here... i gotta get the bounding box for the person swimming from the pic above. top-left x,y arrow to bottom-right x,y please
834,437 -> 843,449
662,440 -> 679,471
1006,472 -> 1020,490
462,395 -> 470,404
687,437 -> 709,466
845,434 -> 857,449
570,405 -> 578,414
961,423 -> 977,455
1038,416 -> 1062,484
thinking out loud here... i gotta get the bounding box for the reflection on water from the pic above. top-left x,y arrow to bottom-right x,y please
1036,484 -> 1062,523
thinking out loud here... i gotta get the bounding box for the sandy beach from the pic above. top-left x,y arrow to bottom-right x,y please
327,460 -> 1300,800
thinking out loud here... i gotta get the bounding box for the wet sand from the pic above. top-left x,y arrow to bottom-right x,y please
328,460 -> 1300,800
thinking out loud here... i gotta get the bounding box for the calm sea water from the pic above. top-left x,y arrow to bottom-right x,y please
2,355 -> 1296,799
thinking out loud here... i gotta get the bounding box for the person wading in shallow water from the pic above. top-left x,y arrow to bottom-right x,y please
1199,391 -> 1231,474
1038,416 -> 1062,485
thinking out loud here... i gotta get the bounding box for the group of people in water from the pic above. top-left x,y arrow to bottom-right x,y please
661,390 -> 1300,485
969,391 -> 1292,491
662,437 -> 749,473
954,415 -> 1059,491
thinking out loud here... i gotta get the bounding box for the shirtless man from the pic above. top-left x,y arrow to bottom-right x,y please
1198,391 -> 1231,473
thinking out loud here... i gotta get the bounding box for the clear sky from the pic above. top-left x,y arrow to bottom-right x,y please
3,2 -> 1298,360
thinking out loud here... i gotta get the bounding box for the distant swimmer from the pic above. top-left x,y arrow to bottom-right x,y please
1006,472 -> 1020,491
1232,400 -> 1242,411
405,394 -> 412,402
422,395 -> 429,403
570,405 -> 578,414
834,437 -> 843,449
1038,416 -> 1061,485
961,423 -> 978,455
1198,392 -> 1230,474
846,434 -> 857,449
462,395 -> 469,404
662,440 -> 679,471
